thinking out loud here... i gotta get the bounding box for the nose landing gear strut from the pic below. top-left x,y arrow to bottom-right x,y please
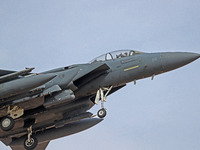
95,86 -> 112,118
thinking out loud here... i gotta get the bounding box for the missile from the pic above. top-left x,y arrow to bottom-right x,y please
10,118 -> 103,147
0,68 -> 35,84
0,74 -> 56,99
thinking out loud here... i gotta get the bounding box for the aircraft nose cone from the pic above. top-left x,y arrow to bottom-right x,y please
161,52 -> 200,72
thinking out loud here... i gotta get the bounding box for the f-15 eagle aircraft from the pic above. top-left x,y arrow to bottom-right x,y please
0,50 -> 199,150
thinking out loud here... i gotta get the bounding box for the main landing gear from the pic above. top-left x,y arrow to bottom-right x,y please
95,86 -> 112,118
0,106 -> 24,131
0,116 -> 15,131
24,126 -> 38,150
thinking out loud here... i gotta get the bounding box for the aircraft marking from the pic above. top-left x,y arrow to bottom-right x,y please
124,65 -> 139,71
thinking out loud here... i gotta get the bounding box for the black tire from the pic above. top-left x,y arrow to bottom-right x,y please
0,116 -> 15,131
97,108 -> 107,118
24,136 -> 38,150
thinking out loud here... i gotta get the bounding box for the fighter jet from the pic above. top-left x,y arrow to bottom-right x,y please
0,50 -> 199,150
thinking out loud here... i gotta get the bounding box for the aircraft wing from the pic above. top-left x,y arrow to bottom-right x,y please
10,141 -> 50,150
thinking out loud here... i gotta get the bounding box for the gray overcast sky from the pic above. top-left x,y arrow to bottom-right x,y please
0,0 -> 200,150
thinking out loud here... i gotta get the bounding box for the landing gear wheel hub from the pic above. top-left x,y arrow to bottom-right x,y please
25,138 -> 35,147
0,117 -> 15,131
97,108 -> 107,118
24,136 -> 38,150
2,118 -> 11,128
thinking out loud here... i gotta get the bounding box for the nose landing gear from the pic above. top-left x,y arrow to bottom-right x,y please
95,86 -> 112,118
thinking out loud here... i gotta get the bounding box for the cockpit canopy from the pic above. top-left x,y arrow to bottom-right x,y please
90,50 -> 144,63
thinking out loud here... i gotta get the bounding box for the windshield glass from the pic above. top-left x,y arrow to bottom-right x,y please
90,50 -> 144,63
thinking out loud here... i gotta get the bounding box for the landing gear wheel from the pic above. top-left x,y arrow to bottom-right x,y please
24,136 -> 38,150
0,116 -> 15,131
97,108 -> 107,118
